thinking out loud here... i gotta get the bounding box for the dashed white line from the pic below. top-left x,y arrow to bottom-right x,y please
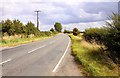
52,38 -> 71,72
0,59 -> 12,65
28,45 -> 46,53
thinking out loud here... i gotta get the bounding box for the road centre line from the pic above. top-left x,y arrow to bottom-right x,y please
52,38 -> 71,72
28,45 -> 46,53
0,59 -> 12,65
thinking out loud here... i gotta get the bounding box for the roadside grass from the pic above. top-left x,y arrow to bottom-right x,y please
69,34 -> 119,76
0,34 -> 57,47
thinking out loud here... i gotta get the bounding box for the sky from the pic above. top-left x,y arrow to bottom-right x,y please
0,0 -> 119,31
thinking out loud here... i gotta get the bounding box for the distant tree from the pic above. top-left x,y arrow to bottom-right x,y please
26,21 -> 35,35
1,19 -> 57,38
54,22 -> 62,32
12,19 -> 24,34
73,28 -> 80,36
25,21 -> 40,37
0,21 -> 2,37
64,29 -> 71,34
2,19 -> 13,35
50,28 -> 54,32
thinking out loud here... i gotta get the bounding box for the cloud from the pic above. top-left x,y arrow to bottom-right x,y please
62,20 -> 107,31
0,0 -> 118,31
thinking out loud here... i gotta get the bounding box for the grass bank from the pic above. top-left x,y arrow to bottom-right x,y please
0,34 -> 57,47
69,34 -> 118,76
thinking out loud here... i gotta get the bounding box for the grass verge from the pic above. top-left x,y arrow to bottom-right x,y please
0,35 -> 56,47
69,34 -> 119,76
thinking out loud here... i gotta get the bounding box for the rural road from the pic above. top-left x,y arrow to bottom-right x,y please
1,34 -> 82,76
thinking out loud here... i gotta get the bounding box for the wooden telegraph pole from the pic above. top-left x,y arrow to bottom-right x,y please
35,10 -> 41,30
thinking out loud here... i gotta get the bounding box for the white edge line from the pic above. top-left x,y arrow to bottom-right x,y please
28,45 -> 46,53
0,59 -> 12,65
52,38 -> 71,72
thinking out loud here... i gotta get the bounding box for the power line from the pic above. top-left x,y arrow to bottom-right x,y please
35,10 -> 41,30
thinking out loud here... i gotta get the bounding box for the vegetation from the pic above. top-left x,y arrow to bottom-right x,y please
54,22 -> 62,32
0,19 -> 58,47
68,13 -> 119,76
73,28 -> 80,36
83,13 -> 120,64
69,34 -> 118,76
0,36 -> 51,47
50,28 -> 55,32
1,19 -> 43,37
63,29 -> 72,34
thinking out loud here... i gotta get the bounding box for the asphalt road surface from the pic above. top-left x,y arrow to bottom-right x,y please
1,34 -> 82,76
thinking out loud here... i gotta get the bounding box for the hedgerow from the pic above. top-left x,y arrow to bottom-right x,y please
83,13 -> 120,64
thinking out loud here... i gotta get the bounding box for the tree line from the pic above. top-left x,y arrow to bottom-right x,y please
0,19 -> 63,37
83,13 -> 120,64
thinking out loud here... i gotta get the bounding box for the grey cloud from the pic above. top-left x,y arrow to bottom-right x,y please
82,2 -> 118,14
38,2 -> 118,25
1,1 -> 118,31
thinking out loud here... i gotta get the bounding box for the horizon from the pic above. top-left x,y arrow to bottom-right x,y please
0,0 -> 119,31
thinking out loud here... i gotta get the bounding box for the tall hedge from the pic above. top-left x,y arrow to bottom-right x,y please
83,13 -> 120,63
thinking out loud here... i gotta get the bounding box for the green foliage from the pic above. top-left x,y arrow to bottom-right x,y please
83,28 -> 108,44
69,34 -> 118,76
25,21 -> 40,37
104,13 -> 120,63
0,36 -> 51,47
12,19 -> 24,35
1,19 -> 58,39
54,22 -> 62,32
83,13 -> 120,64
50,28 -> 54,32
0,21 -> 2,37
2,19 -> 13,35
63,29 -> 72,34
73,28 -> 80,36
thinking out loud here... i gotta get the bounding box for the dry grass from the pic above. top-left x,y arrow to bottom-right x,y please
0,35 -> 51,47
69,34 -> 119,76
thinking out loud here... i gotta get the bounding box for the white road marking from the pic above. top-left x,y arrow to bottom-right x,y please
52,38 -> 71,72
0,59 -> 12,65
28,45 -> 46,53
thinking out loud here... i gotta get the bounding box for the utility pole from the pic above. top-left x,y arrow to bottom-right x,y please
35,10 -> 41,30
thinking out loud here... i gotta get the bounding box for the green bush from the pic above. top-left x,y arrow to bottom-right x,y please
103,13 -> 120,63
73,28 -> 80,36
50,28 -> 55,32
64,29 -> 72,34
83,28 -> 108,44
54,22 -> 62,32
83,13 -> 120,64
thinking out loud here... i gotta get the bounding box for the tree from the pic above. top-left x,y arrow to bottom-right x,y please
13,19 -> 24,34
25,21 -> 40,37
54,22 -> 62,32
73,28 -> 80,36
50,28 -> 54,32
64,29 -> 71,34
2,19 -> 13,35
